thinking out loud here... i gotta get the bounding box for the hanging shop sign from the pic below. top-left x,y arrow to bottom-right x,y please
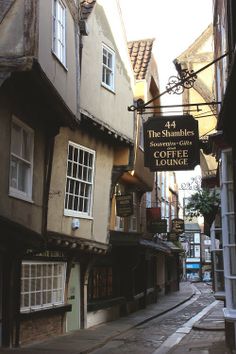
146,207 -> 161,221
116,194 -> 133,217
147,207 -> 161,233
143,115 -> 199,171
168,232 -> 178,241
147,218 -> 167,234
171,218 -> 185,234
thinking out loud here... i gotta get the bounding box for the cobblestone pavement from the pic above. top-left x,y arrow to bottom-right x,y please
90,282 -> 215,354
2,282 -> 227,354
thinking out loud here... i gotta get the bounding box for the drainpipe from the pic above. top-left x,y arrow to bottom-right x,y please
42,128 -> 58,247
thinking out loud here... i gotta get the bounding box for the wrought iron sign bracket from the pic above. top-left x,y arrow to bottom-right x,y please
128,52 -> 229,113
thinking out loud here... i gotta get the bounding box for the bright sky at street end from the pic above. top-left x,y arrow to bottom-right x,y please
119,0 -> 213,203
119,0 -> 213,99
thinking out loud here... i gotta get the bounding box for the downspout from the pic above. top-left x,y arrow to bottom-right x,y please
42,129 -> 58,248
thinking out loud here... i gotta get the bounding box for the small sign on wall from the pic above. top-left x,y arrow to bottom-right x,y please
116,194 -> 133,217
147,218 -> 167,234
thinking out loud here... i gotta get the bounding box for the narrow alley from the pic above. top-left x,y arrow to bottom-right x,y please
0,282 -> 230,354
1,0 -> 236,353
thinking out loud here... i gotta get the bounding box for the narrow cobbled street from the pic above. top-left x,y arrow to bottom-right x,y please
90,282 -> 220,354
1,282 -> 230,354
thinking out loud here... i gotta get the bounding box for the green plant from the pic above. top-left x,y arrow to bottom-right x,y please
185,187 -> 220,220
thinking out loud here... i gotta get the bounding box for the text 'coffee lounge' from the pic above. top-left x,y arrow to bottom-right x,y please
143,115 -> 200,171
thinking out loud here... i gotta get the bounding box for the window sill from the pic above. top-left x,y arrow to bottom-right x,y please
19,304 -> 72,319
51,50 -> 68,71
101,83 -> 115,94
9,191 -> 34,204
223,308 -> 236,322
64,210 -> 93,220
214,291 -> 225,301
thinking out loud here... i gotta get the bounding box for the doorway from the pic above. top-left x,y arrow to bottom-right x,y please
66,263 -> 81,332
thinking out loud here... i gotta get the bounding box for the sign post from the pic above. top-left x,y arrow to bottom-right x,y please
143,115 -> 199,171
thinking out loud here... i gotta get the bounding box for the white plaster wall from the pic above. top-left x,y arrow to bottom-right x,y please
80,0 -> 134,140
38,0 -> 78,116
48,127 -> 114,244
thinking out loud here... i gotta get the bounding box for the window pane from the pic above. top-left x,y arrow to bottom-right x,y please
18,161 -> 28,192
79,198 -> 83,212
68,195 -> 73,209
79,149 -> 83,164
84,199 -> 88,212
36,292 -> 41,306
82,167 -> 87,181
72,163 -> 77,178
10,157 -> 18,188
22,130 -> 31,161
67,161 -> 72,176
75,181 -> 79,195
11,123 -> 21,155
69,179 -> 74,194
88,154 -> 93,167
108,52 -> 113,68
68,145 -> 73,161
23,294 -> 29,308
102,67 -> 106,84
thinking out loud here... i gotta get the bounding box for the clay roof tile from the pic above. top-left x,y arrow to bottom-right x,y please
128,38 -> 155,80
80,0 -> 96,20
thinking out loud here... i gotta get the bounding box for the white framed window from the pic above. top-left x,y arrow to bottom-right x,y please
52,0 -> 66,66
220,149 -> 236,309
115,216 -> 124,231
194,233 -> 200,244
146,192 -> 152,208
102,44 -> 115,91
64,142 -> 95,218
161,201 -> 165,218
21,261 -> 66,312
194,245 -> 201,258
128,193 -> 137,232
9,116 -> 34,202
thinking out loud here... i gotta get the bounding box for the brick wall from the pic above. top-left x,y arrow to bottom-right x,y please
19,312 -> 65,346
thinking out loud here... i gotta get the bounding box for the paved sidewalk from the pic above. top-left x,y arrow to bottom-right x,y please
164,300 -> 232,354
1,282 -> 194,354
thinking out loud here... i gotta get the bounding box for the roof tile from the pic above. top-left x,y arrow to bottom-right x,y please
80,0 -> 96,20
128,39 -> 155,80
